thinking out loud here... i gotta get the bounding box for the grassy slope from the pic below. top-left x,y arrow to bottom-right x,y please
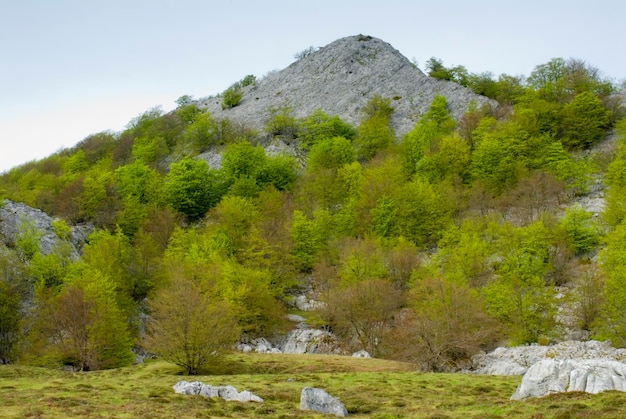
1,353 -> 626,418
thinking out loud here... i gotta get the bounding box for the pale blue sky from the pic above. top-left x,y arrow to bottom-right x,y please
1,0 -> 624,173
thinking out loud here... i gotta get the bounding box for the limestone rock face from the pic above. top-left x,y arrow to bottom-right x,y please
511,359 -> 626,400
199,35 -> 495,138
471,340 -> 626,375
280,329 -> 338,354
0,199 -> 91,258
173,381 -> 263,402
300,387 -> 348,417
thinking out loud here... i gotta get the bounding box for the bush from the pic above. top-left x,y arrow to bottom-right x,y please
221,84 -> 244,109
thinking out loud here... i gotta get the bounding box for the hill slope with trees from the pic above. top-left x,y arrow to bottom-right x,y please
0,34 -> 624,373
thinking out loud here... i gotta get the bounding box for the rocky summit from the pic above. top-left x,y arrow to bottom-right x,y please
199,35 -> 495,137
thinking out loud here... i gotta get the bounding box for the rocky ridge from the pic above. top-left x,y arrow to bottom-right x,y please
198,35 -> 496,138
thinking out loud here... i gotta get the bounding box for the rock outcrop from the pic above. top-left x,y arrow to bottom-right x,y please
173,381 -> 263,402
238,328 -> 340,355
0,199 -> 91,258
511,359 -> 626,400
199,35 -> 495,138
470,340 -> 626,375
300,387 -> 348,417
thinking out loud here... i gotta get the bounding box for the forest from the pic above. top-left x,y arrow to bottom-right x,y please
0,55 -> 625,374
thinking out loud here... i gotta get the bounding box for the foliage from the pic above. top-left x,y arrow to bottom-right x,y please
221,141 -> 297,195
528,57 -> 614,103
558,205 -> 601,255
144,275 -> 240,375
221,84 -> 243,109
0,54 -> 623,373
297,109 -> 356,149
265,106 -> 298,138
307,136 -> 355,170
34,265 -> 135,370
323,278 -> 402,357
15,218 -> 43,262
560,91 -> 610,149
481,221 -> 557,344
594,224 -> 626,346
0,279 -> 21,364
391,276 -> 500,371
163,158 -> 228,221
425,57 -> 469,85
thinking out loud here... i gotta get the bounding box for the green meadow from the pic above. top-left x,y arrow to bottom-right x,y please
2,353 -> 626,418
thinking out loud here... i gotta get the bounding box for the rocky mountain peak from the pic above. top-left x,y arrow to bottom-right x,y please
199,34 -> 496,137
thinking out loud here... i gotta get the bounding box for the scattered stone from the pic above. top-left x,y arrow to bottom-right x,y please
173,381 -> 263,402
511,359 -> 626,400
352,350 -> 371,358
300,387 -> 348,417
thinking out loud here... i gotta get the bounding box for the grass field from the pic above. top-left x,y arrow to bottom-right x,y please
2,353 -> 626,418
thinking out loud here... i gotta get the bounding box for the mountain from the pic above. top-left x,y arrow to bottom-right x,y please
198,34 -> 495,137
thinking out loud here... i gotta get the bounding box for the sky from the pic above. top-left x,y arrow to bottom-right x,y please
1,0 -> 625,173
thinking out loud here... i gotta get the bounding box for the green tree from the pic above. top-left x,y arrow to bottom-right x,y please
297,109 -> 355,149
163,158 -> 228,221
256,154 -> 297,191
482,221 -> 557,344
221,84 -> 243,109
391,276 -> 499,371
307,136 -> 356,170
144,275 -> 240,375
290,210 -> 322,272
395,178 -> 452,247
560,91 -> 610,149
0,280 -> 21,364
354,96 -> 395,160
115,161 -> 162,204
558,205 -> 601,256
266,106 -> 298,138
44,267 -> 134,370
594,223 -> 626,346
221,142 -> 267,179
324,278 -> 402,357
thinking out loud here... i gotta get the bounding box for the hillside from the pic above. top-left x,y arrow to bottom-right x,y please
199,34 -> 495,136
0,33 -> 625,378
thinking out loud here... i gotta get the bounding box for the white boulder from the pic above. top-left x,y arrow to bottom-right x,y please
300,387 -> 348,417
511,359 -> 626,400
173,381 -> 263,402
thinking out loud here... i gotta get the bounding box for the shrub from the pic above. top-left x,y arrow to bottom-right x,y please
221,84 -> 244,109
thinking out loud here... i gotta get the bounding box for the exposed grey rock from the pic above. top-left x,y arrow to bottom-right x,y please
0,199 -> 91,258
280,328 -> 339,354
196,148 -> 223,169
287,313 -> 306,324
249,337 -> 282,354
293,294 -> 325,312
173,381 -> 263,402
471,340 -> 626,375
300,387 -> 348,417
199,35 -> 495,139
237,343 -> 252,353
511,359 -> 626,400
352,350 -> 371,358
